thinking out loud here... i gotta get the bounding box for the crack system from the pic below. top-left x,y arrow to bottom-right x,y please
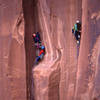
22,0 -> 39,100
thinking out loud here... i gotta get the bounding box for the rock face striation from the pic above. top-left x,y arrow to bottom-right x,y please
0,0 -> 26,100
0,0 -> 100,100
75,0 -> 100,100
32,0 -> 100,100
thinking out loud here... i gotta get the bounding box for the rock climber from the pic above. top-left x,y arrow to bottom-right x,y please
72,20 -> 81,44
32,32 -> 41,48
36,32 -> 41,43
35,45 -> 45,64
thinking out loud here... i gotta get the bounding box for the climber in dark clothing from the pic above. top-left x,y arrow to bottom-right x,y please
35,45 -> 45,64
32,32 -> 41,43
36,32 -> 41,43
72,20 -> 81,44
32,32 -> 41,48
32,33 -> 37,43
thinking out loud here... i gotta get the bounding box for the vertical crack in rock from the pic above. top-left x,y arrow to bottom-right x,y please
22,0 -> 39,100
1,0 -> 99,100
75,0 -> 100,100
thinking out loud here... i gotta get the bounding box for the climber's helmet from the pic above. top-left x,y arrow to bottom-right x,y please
76,20 -> 80,23
33,33 -> 36,37
41,45 -> 45,50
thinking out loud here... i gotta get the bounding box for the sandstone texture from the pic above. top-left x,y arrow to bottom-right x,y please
33,0 -> 100,100
0,0 -> 26,100
0,0 -> 100,100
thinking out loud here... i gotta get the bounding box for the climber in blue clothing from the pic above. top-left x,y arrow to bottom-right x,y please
32,32 -> 46,65
35,45 -> 45,64
72,20 -> 81,44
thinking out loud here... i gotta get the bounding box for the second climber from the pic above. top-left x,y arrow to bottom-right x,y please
72,20 -> 81,44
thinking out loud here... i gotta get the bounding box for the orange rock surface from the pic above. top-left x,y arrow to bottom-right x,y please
0,0 -> 100,100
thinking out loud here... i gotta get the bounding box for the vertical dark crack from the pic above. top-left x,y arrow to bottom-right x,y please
22,0 -> 40,100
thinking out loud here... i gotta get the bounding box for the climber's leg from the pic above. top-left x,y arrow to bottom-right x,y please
75,31 -> 78,41
35,56 -> 40,64
40,53 -> 44,60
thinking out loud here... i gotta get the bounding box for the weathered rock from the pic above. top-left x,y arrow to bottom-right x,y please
0,0 -> 26,100
33,0 -> 100,100
33,0 -> 81,100
0,0 -> 100,100
75,0 -> 100,100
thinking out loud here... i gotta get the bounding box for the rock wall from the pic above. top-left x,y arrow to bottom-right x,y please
75,0 -> 100,100
22,0 -> 39,100
0,0 -> 26,100
0,0 -> 100,100
33,0 -> 100,100
33,0 -> 82,100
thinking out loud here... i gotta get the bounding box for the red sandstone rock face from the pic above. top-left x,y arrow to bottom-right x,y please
0,0 -> 26,100
0,0 -> 100,100
75,0 -> 100,100
33,0 -> 80,100
33,0 -> 100,100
